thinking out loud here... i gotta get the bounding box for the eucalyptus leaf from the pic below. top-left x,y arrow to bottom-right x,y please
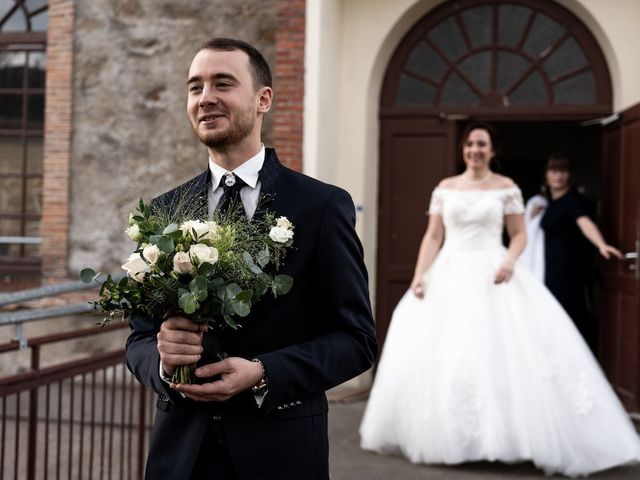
179,292 -> 198,314
273,275 -> 293,295
157,236 -> 175,254
235,289 -> 253,302
190,276 -> 208,302
208,277 -> 224,291
198,263 -> 215,277
232,299 -> 250,317
257,247 -> 270,268
162,223 -> 179,235
224,283 -> 242,301
243,252 -> 262,274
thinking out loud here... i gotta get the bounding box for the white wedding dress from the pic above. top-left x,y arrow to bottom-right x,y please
360,186 -> 640,477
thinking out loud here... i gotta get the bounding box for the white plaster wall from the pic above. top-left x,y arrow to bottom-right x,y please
557,0 -> 640,111
304,0 -> 640,303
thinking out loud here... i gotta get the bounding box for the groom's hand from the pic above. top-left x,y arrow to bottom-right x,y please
156,316 -> 206,377
171,357 -> 263,402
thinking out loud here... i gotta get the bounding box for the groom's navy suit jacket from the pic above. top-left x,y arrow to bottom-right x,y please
126,149 -> 377,479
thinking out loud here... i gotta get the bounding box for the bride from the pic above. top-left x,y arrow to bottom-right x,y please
359,122 -> 640,477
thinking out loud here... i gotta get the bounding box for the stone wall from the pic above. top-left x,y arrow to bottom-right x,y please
69,0 -> 276,275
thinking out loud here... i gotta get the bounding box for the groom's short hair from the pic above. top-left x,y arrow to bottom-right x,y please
199,38 -> 272,90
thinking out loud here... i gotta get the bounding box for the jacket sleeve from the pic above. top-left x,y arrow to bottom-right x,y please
258,189 -> 378,413
125,312 -> 187,404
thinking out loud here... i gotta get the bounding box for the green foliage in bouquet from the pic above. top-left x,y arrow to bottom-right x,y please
82,193 -> 295,383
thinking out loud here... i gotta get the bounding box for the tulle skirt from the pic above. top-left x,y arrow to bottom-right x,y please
360,246 -> 640,477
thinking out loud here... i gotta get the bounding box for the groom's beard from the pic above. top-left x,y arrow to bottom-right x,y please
195,109 -> 257,150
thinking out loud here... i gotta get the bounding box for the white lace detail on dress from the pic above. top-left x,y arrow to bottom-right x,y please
567,372 -> 595,417
428,188 -> 443,215
503,188 -> 525,215
450,370 -> 483,446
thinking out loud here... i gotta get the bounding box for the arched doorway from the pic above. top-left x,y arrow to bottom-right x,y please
377,0 -> 612,342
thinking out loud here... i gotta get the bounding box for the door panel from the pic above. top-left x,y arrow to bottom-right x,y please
600,103 -> 640,411
376,117 -> 455,349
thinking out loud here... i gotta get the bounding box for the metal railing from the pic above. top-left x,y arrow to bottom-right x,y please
0,277 -> 154,479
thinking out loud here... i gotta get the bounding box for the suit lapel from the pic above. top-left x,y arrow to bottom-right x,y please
255,148 -> 283,220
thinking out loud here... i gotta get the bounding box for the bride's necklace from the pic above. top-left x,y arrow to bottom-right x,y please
462,171 -> 493,186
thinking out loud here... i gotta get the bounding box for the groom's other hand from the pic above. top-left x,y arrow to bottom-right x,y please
157,316 -> 206,377
172,357 -> 263,402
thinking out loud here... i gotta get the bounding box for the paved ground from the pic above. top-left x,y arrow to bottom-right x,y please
328,399 -> 640,480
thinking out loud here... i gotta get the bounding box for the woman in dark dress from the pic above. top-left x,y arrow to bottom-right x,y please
541,153 -> 622,351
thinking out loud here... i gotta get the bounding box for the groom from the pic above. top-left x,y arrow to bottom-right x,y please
125,38 -> 377,479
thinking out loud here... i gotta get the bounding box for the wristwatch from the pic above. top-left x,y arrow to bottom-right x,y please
251,358 -> 269,395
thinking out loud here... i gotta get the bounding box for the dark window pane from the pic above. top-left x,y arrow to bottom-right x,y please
428,17 -> 467,62
0,177 -> 23,215
458,51 -> 492,93
26,177 -> 41,214
461,6 -> 493,48
25,0 -> 47,12
405,42 -> 447,82
522,13 -> 565,59
27,93 -> 44,127
498,4 -> 531,47
395,73 -> 435,106
0,93 -> 24,128
509,71 -> 548,104
554,71 -> 596,104
2,6 -> 26,32
497,51 -> 530,91
0,221 -> 23,241
0,51 -> 26,88
0,136 -> 24,174
29,9 -> 47,31
440,72 -> 480,105
27,51 -> 46,87
543,38 -> 587,79
0,0 -> 13,19
26,136 -> 42,174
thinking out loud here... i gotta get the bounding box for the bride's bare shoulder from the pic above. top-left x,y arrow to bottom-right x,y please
491,174 -> 516,189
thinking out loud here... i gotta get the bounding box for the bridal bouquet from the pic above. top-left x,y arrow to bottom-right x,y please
81,195 -> 294,383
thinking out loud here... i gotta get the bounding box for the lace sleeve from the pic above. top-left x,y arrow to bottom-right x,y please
503,187 -> 525,215
428,188 -> 444,215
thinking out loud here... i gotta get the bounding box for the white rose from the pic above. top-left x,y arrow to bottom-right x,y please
121,252 -> 150,282
189,243 -> 219,265
172,251 -> 195,275
125,224 -> 141,241
180,220 -> 209,241
203,221 -> 220,242
142,244 -> 161,265
269,226 -> 294,243
275,216 -> 292,229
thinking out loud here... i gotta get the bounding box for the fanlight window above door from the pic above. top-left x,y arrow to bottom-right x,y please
387,0 -> 611,113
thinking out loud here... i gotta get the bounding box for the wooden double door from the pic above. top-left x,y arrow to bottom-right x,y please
376,105 -> 640,411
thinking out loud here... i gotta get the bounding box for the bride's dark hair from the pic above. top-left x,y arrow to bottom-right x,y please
458,121 -> 501,169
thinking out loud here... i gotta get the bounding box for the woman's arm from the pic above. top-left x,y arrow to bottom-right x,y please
495,213 -> 527,284
576,216 -> 623,259
410,214 -> 445,298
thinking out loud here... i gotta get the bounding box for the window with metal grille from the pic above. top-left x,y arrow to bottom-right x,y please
0,0 -> 47,275
383,0 -> 611,116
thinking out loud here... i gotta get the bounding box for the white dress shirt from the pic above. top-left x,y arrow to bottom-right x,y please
208,146 -> 264,220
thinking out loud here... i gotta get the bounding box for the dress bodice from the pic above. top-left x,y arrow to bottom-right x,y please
429,186 -> 524,251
